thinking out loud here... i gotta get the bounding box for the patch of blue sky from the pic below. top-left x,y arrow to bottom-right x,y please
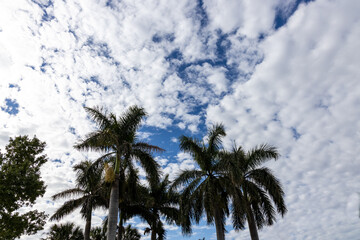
84,37 -> 113,60
274,0 -> 315,30
30,0 -> 53,8
1,98 -> 19,115
165,31 -> 241,86
165,49 -> 183,62
315,100 -> 329,110
9,83 -> 20,91
68,127 -> 76,135
30,0 -> 55,24
26,65 -> 36,70
291,127 -> 301,140
139,124 -> 207,162
105,0 -> 118,10
40,58 -> 49,73
152,33 -> 175,43
272,112 -> 280,122
195,0 -> 209,28
68,28 -> 79,41
81,76 -> 107,91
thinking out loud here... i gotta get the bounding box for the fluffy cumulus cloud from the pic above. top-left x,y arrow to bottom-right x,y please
0,0 -> 359,239
208,0 -> 360,239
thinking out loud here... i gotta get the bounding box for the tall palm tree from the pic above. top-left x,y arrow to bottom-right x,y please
142,174 -> 183,240
220,144 -> 287,240
172,124 -> 228,240
74,106 -> 163,240
41,222 -> 84,240
50,161 -> 108,240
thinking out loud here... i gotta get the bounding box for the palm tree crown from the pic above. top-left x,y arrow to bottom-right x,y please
142,174 -> 183,240
74,106 -> 163,240
172,124 -> 228,240
50,160 -> 107,240
221,144 -> 287,240
41,222 -> 84,240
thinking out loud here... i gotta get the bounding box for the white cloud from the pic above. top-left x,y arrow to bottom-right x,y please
207,0 -> 360,239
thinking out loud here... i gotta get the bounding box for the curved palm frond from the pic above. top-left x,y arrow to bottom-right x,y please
131,149 -> 160,183
84,106 -> 112,130
207,123 -> 226,156
247,167 -> 287,216
246,144 -> 279,169
222,142 -> 286,240
179,136 -> 209,169
172,169 -> 203,190
74,130 -> 113,152
117,106 -> 146,135
50,197 -> 87,221
52,188 -> 86,201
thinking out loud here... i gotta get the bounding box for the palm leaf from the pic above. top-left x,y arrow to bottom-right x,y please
50,197 -> 87,221
52,188 -> 86,201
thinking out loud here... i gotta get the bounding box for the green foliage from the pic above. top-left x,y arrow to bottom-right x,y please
74,105 -> 163,240
41,222 -> 84,240
173,124 -> 228,238
122,225 -> 141,240
90,226 -> 106,240
141,175 -> 182,240
0,136 -> 48,240
220,144 -> 287,240
50,160 -> 108,240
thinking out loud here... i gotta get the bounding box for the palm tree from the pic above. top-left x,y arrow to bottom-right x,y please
142,174 -> 183,240
221,144 -> 287,240
90,226 -> 106,240
74,106 -> 163,240
50,161 -> 108,240
172,124 -> 228,240
122,225 -> 141,240
41,222 -> 83,240
116,163 -> 146,240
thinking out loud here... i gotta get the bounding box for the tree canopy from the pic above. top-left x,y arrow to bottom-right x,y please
0,136 -> 48,240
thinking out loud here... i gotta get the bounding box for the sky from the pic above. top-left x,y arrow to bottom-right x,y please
1,0 -> 360,239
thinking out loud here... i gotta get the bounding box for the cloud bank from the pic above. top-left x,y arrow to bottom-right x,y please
0,0 -> 359,239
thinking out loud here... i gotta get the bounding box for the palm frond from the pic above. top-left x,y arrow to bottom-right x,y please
247,167 -> 287,216
246,144 -> 279,169
49,197 -> 87,221
171,170 -> 203,190
133,141 -> 165,153
179,136 -> 205,165
52,188 -> 86,200
117,105 -> 146,135
207,123 -> 226,155
132,149 -> 160,183
84,106 -> 111,130
74,130 -> 113,152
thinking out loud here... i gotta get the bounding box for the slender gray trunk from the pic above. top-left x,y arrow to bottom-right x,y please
214,207 -> 225,240
151,225 -> 156,240
117,211 -> 124,240
246,206 -> 259,240
84,201 -> 92,240
107,176 -> 119,240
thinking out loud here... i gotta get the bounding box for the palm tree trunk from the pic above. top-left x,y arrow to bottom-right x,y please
151,225 -> 156,240
214,207 -> 225,240
117,210 -> 124,240
107,176 -> 119,240
84,201 -> 92,240
246,206 -> 259,240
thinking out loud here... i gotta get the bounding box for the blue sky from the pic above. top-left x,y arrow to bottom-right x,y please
1,0 -> 360,239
